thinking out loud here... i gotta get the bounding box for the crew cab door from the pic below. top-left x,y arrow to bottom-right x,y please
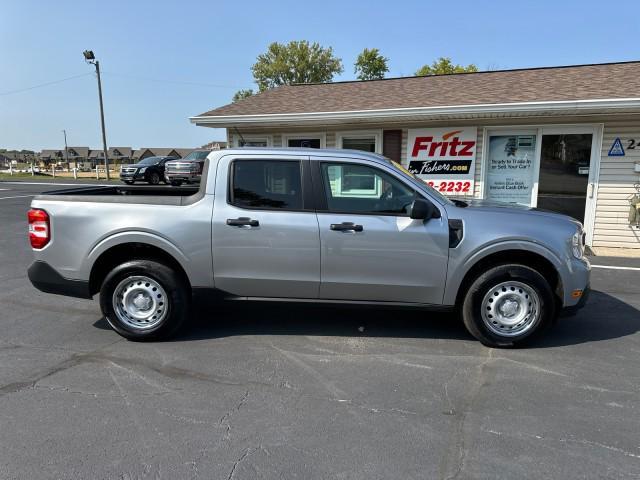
212,154 -> 320,298
312,157 -> 449,304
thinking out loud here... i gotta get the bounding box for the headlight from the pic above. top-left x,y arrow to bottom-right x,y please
138,167 -> 147,173
571,229 -> 585,259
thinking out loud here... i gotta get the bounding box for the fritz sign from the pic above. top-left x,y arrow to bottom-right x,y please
407,127 -> 477,195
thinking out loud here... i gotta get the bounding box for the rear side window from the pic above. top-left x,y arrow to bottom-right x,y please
230,160 -> 303,210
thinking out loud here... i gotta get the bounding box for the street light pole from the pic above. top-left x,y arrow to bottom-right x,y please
83,50 -> 110,180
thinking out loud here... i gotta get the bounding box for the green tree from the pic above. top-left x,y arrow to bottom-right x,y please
232,89 -> 254,103
415,57 -> 478,76
354,48 -> 389,80
251,40 -> 343,91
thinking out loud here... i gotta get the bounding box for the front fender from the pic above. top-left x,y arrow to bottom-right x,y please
443,239 -> 565,306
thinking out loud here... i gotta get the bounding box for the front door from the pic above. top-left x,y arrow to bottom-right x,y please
537,128 -> 597,224
212,155 -> 320,298
313,158 -> 450,304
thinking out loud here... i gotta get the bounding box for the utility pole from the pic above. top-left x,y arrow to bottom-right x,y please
62,129 -> 72,170
83,50 -> 110,180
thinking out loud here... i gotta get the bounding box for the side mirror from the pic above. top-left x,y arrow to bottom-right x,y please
410,197 -> 441,221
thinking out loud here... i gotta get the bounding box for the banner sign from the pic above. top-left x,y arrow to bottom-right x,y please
485,134 -> 536,204
407,127 -> 477,195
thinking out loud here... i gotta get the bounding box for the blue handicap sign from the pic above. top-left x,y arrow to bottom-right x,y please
608,137 -> 625,156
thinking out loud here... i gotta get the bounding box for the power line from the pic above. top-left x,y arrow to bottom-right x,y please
0,72 -> 93,96
101,71 -> 239,89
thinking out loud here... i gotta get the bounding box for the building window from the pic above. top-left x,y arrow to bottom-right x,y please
234,136 -> 272,148
283,133 -> 326,149
336,131 -> 382,153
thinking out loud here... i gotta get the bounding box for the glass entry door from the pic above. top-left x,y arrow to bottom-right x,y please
537,133 -> 594,223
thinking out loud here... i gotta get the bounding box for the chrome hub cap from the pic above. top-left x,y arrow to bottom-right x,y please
112,276 -> 168,330
481,281 -> 540,337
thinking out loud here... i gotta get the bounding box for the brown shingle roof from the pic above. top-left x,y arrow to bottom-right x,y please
197,61 -> 640,117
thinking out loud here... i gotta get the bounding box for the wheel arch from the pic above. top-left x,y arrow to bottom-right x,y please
89,242 -> 191,296
452,248 -> 563,308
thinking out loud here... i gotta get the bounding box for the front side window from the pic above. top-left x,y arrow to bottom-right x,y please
231,160 -> 302,210
321,162 -> 415,215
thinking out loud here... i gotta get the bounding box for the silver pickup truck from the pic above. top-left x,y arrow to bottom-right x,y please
27,148 -> 590,347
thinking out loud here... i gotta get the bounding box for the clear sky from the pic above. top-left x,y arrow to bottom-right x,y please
1,0 -> 638,151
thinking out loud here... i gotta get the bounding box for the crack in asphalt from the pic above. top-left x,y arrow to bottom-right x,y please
439,348 -> 495,480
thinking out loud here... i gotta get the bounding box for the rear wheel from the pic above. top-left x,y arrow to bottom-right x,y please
99,259 -> 190,341
461,264 -> 556,348
123,180 -> 134,185
170,180 -> 182,186
148,172 -> 161,185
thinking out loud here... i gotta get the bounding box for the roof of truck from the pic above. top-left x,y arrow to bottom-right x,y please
211,147 -> 389,162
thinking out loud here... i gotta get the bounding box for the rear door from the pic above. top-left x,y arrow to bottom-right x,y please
312,157 -> 449,304
212,154 -> 320,298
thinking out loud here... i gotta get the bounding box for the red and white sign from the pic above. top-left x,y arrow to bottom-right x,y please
406,127 -> 477,195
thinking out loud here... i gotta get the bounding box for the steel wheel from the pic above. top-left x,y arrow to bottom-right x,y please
112,276 -> 169,330
480,281 -> 540,337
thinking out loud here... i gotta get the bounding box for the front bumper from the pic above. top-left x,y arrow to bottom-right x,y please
165,173 -> 201,183
28,261 -> 92,299
560,283 -> 590,317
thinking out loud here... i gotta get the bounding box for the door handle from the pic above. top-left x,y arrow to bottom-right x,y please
226,217 -> 259,227
330,222 -> 363,232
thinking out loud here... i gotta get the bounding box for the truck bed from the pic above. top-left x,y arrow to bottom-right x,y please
34,184 -> 202,206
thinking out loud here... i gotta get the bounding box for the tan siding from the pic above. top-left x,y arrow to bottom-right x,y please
326,132 -> 336,149
593,120 -> 640,249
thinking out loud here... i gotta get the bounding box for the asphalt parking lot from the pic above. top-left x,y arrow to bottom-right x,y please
1,181 -> 639,479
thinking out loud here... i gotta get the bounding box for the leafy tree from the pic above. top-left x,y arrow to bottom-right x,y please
415,57 -> 478,76
232,89 -> 254,103
251,41 -> 343,91
354,48 -> 389,80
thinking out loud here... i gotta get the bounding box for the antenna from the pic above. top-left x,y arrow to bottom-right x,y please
234,127 -> 246,146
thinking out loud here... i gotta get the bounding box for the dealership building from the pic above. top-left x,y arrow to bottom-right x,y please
192,61 -> 640,252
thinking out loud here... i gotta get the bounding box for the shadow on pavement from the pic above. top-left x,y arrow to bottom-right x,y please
92,290 -> 640,347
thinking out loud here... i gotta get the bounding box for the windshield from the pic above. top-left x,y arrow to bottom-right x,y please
388,159 -> 454,206
136,157 -> 163,166
182,150 -> 210,161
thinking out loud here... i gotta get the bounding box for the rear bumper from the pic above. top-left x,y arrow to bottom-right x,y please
28,261 -> 92,299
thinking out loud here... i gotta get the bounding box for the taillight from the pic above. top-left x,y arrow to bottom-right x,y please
28,208 -> 50,249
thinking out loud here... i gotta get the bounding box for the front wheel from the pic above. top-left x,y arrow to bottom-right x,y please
170,180 -> 182,187
461,264 -> 556,348
99,259 -> 190,341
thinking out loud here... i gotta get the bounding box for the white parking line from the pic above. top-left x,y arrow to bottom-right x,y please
0,195 -> 35,200
591,265 -> 640,271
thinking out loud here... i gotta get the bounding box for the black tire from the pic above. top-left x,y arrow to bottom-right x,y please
99,259 -> 190,341
124,181 -> 134,185
461,264 -> 556,348
148,172 -> 160,185
170,180 -> 182,187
